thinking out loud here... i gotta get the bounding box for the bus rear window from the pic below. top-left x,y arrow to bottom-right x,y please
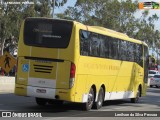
149,71 -> 156,74
154,75 -> 160,78
24,18 -> 73,48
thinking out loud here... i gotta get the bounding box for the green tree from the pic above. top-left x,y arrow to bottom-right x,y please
0,0 -> 68,56
57,0 -> 160,49
135,11 -> 159,48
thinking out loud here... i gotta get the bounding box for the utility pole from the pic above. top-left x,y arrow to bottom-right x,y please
52,0 -> 55,18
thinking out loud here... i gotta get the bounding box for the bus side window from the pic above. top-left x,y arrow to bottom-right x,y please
120,40 -> 127,61
127,42 -> 134,62
136,44 -> 143,67
90,32 -> 100,57
104,36 -> 109,58
80,30 -> 90,56
133,44 -> 137,62
112,38 -> 119,59
107,36 -> 115,59
108,37 -> 112,59
99,35 -> 106,58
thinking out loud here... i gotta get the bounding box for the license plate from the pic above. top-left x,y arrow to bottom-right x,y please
36,89 -> 46,93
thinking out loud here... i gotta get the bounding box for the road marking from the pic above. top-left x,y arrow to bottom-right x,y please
43,111 -> 98,119
99,107 -> 128,111
43,117 -> 89,120
91,106 -> 128,111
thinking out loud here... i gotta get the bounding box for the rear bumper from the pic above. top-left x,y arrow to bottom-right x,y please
150,82 -> 156,86
14,84 -> 75,102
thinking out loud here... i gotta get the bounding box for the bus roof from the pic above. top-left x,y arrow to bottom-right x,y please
24,18 -> 147,46
73,21 -> 146,45
89,26 -> 129,38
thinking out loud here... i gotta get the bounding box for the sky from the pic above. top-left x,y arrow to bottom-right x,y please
55,0 -> 76,14
55,0 -> 160,30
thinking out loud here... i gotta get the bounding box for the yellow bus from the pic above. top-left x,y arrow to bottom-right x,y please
15,18 -> 149,110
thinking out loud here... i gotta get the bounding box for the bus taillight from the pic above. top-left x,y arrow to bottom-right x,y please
70,63 -> 76,78
69,63 -> 76,88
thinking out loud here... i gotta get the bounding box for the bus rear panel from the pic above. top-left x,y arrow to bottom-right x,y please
15,18 -> 77,102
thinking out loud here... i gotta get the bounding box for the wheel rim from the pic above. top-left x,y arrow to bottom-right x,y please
88,90 -> 94,107
98,100 -> 102,106
98,89 -> 103,106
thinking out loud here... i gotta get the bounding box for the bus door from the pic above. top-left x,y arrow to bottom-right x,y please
142,45 -> 149,95
134,44 -> 143,89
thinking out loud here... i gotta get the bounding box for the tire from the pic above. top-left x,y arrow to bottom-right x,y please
150,85 -> 153,88
94,87 -> 104,109
131,87 -> 140,103
82,88 -> 94,111
156,85 -> 159,88
35,98 -> 47,106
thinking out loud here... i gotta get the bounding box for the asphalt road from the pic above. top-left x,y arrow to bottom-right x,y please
0,87 -> 160,119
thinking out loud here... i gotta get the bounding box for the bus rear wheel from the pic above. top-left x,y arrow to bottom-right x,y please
94,87 -> 104,109
35,98 -> 47,106
131,87 -> 140,103
82,88 -> 94,111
